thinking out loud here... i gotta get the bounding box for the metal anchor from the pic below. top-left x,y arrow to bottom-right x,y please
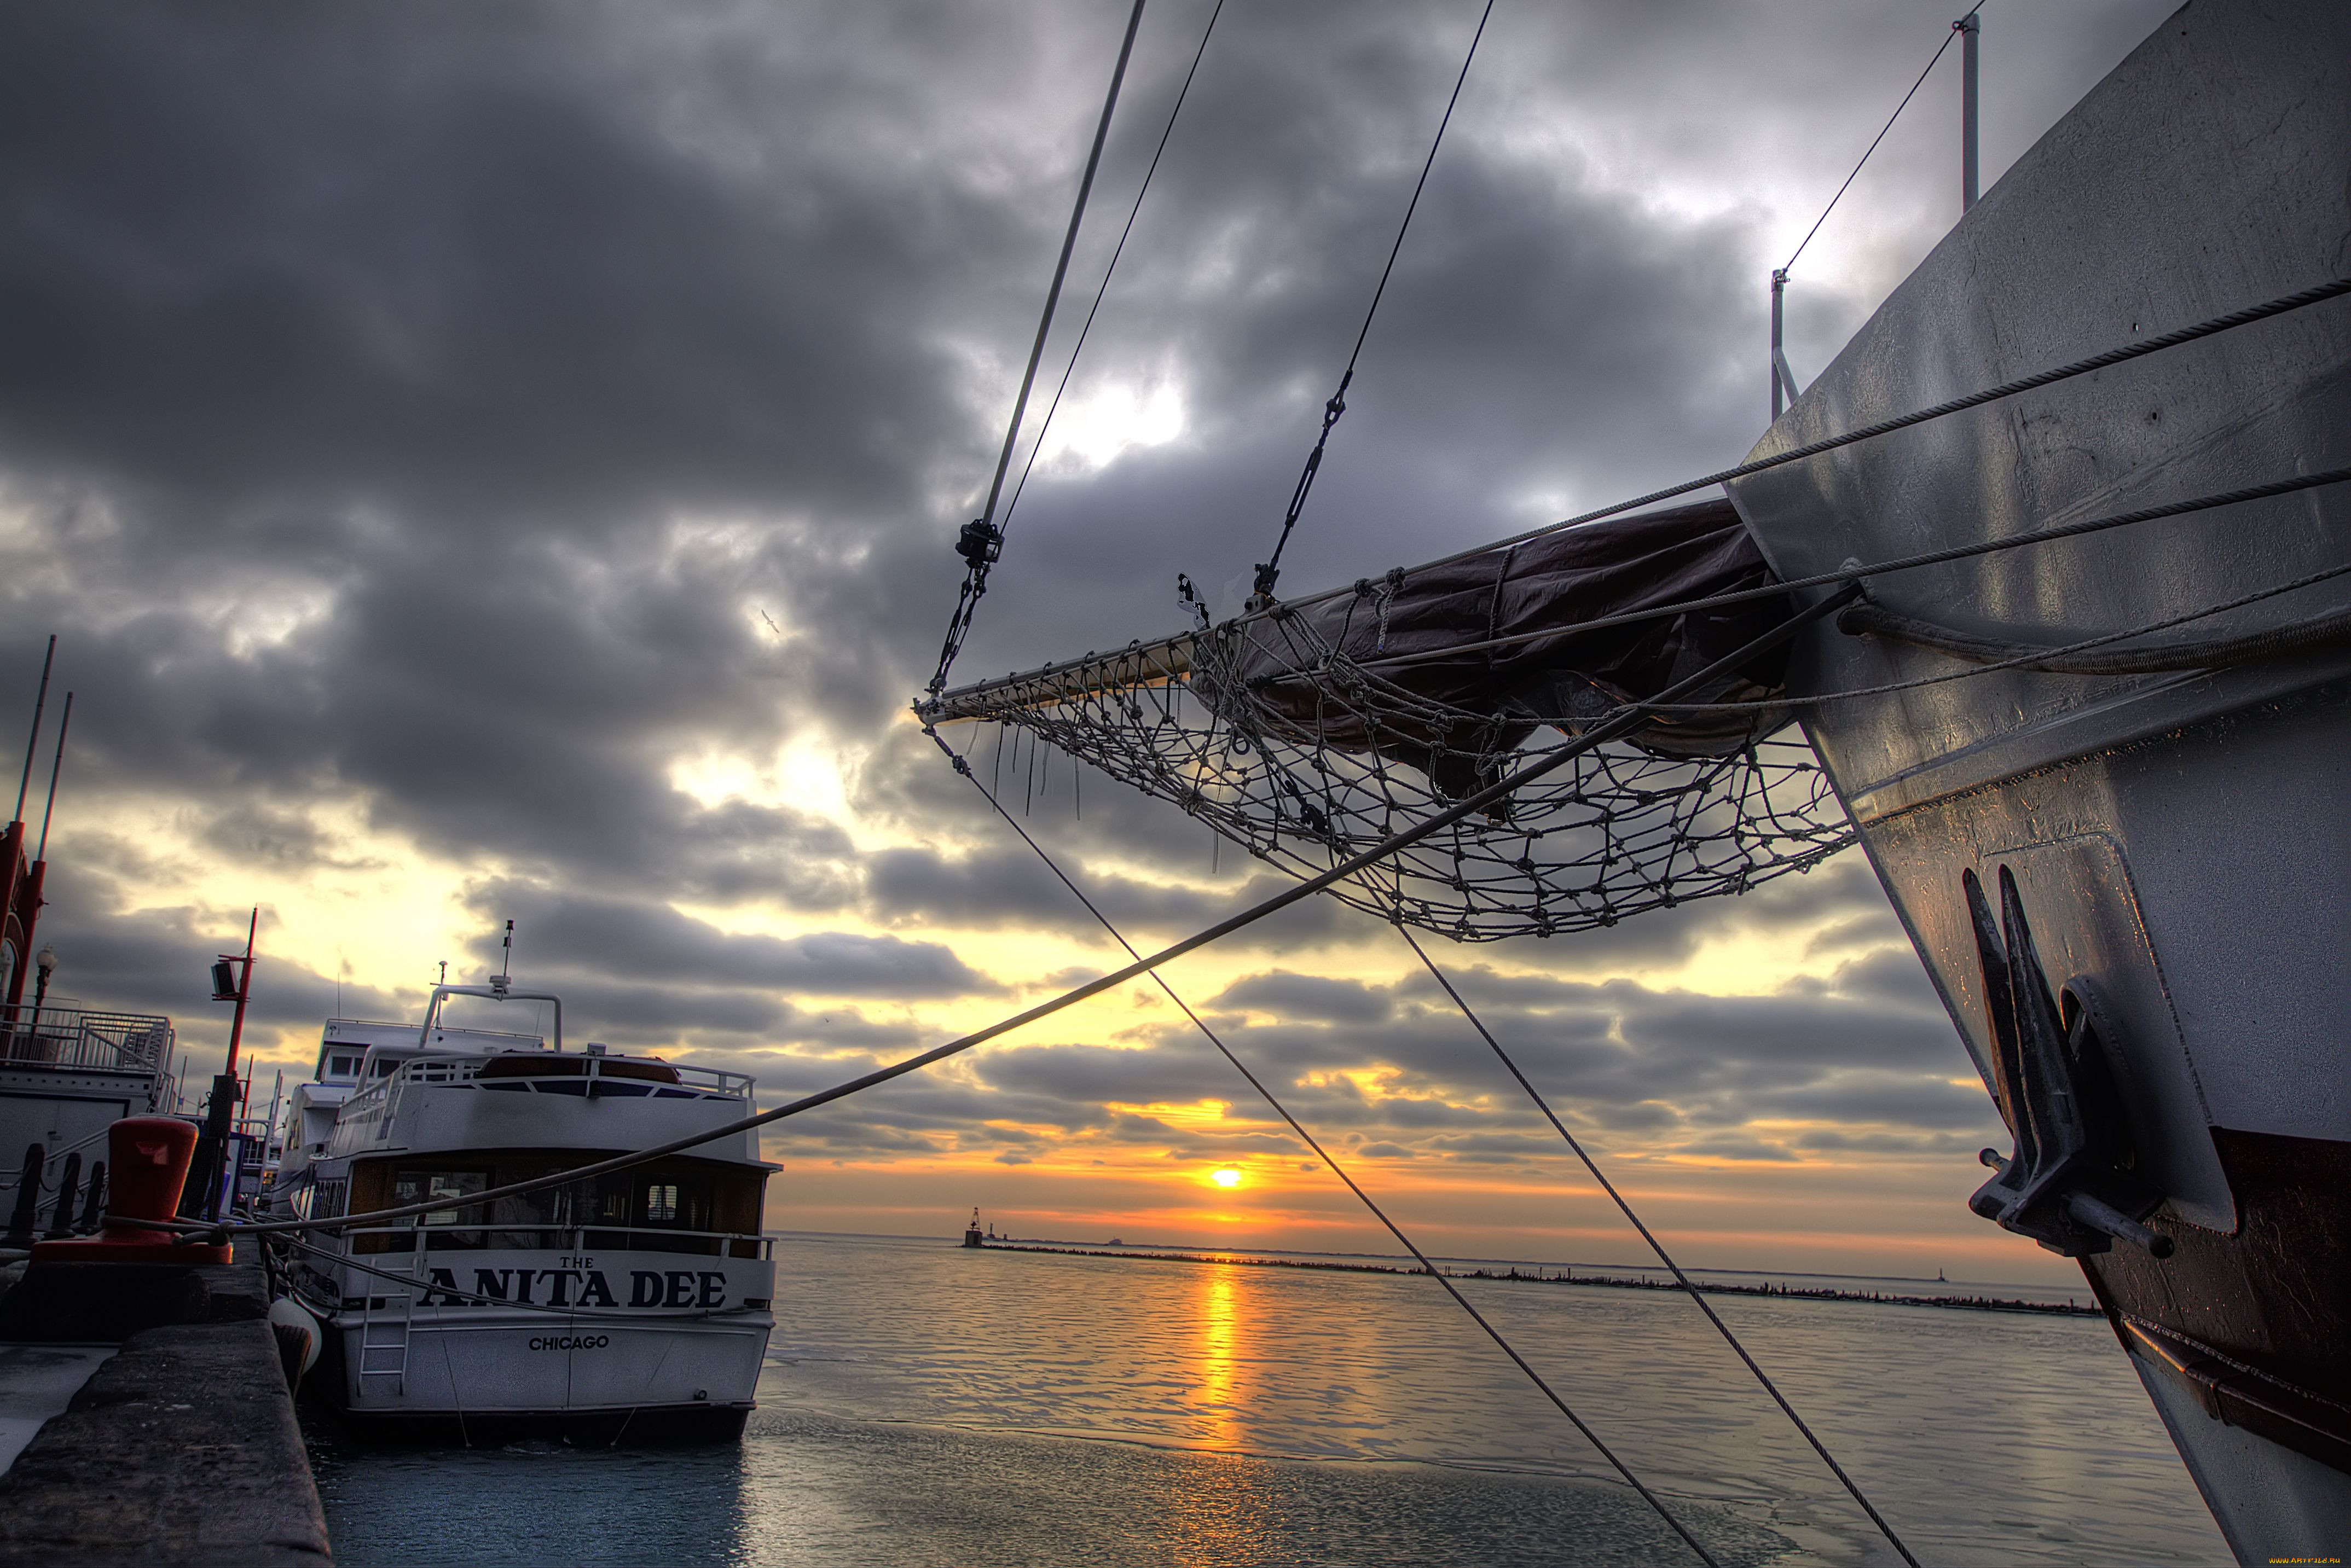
1962,865 -> 2174,1259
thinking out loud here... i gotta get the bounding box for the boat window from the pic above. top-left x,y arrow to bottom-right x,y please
329,1053 -> 363,1078
392,1169 -> 487,1224
312,1178 -> 348,1221
354,1160 -> 751,1253
370,1056 -> 402,1077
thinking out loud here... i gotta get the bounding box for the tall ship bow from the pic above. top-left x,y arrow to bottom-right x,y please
1730,2 -> 2351,1557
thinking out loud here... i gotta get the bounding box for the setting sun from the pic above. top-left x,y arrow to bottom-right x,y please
1208,1166 -> 1243,1189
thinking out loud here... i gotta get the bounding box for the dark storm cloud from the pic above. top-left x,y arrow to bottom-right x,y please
1210,971 -> 1393,1026
0,3 -> 991,516
728,934 -> 1995,1168
925,944 -> 1993,1155
0,0 -> 1878,893
462,880 -> 1000,999
861,842 -> 1341,946
0,0 -> 2162,1172
972,1041 -> 1237,1109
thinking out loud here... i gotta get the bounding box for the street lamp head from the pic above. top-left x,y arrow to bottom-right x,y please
34,944 -> 56,977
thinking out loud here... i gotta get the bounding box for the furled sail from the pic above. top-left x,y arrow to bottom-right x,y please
1210,498 -> 1799,794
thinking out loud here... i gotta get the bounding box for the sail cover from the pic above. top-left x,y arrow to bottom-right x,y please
1213,498 -> 1798,794
921,499 -> 1850,941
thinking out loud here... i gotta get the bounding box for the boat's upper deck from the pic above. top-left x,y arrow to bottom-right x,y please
324,1046 -> 762,1165
313,981 -> 764,1165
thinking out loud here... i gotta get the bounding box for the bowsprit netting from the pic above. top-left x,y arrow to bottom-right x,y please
922,502 -> 1854,942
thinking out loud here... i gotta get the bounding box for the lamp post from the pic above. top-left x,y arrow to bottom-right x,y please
27,944 -> 55,1051
187,909 -> 257,1222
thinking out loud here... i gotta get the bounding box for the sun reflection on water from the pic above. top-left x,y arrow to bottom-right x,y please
1171,1265 -> 1273,1564
1194,1266 -> 1242,1450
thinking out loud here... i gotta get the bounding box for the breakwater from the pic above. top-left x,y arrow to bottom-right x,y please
976,1241 -> 2103,1318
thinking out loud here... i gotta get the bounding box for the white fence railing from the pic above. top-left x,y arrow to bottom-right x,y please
0,1004 -> 173,1075
339,1052 -> 755,1123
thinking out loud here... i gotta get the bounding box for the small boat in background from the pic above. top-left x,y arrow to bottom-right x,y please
271,975 -> 777,1441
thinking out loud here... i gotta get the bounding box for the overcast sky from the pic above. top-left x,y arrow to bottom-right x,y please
0,0 -> 2178,1277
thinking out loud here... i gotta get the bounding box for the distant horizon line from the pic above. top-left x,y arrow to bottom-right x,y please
763,1226 -> 2080,1293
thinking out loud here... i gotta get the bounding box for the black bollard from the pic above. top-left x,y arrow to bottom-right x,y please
43,1152 -> 82,1241
4,1143 -> 45,1248
77,1162 -> 106,1234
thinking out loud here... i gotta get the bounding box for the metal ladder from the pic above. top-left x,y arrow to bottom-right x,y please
356,1292 -> 413,1395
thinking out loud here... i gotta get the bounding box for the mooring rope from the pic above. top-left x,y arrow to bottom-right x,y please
939,728 -> 1724,1566
1398,927 -> 1923,1567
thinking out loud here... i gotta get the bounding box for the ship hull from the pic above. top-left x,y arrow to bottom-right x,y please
1728,2 -> 2351,1561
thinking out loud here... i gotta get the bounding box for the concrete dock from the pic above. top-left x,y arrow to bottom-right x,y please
0,1244 -> 332,1567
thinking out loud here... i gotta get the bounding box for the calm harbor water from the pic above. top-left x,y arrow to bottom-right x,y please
311,1232 -> 2230,1567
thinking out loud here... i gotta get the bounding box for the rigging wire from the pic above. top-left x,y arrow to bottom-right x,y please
996,0 -> 1230,540
1398,926 -> 1923,1568
938,731 -> 1722,1566
930,0 -> 1149,697
146,592 -> 1856,1245
1782,5 -> 1980,277
1644,553 -> 2351,715
1252,0 -> 1498,607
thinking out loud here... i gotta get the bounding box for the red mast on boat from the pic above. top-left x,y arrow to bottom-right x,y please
1,636 -> 59,1021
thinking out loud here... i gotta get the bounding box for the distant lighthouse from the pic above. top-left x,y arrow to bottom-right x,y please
963,1207 -> 986,1248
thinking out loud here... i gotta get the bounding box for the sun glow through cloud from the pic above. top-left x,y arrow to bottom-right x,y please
1208,1166 -> 1243,1190
1035,377 -> 1187,475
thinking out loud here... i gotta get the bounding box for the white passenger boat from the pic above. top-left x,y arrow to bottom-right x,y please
271,977 -> 776,1440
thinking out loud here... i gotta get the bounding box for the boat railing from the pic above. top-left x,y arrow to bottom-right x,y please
0,1003 -> 175,1076
342,1052 -> 754,1115
338,1222 -> 774,1261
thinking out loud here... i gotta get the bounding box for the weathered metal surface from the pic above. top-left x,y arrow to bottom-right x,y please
1728,3 -> 2351,1560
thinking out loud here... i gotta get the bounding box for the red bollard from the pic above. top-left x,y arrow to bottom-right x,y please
31,1117 -> 231,1265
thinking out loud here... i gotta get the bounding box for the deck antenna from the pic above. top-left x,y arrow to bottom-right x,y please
33,692 -> 72,861
13,635 -> 56,823
437,959 -> 448,986
1771,268 -> 1796,421
494,919 -> 514,996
